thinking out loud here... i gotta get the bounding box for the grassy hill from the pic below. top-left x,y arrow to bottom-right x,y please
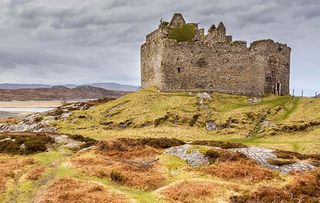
1,89 -> 320,202
55,88 -> 320,154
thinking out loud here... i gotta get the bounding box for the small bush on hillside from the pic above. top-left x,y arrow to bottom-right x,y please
38,178 -> 127,203
230,187 -> 291,203
110,170 -> 124,183
309,154 -> 320,160
49,108 -> 64,117
97,140 -> 128,152
216,151 -> 248,162
26,166 -> 46,180
273,150 -> 308,160
0,133 -> 54,155
153,113 -> 171,127
139,138 -> 185,149
118,137 -> 185,149
230,169 -> 320,203
0,158 -> 35,192
192,140 -> 247,149
67,134 -> 98,148
72,156 -> 166,190
189,114 -> 200,127
161,180 -> 216,203
201,160 -> 276,182
205,150 -> 220,163
267,158 -> 296,166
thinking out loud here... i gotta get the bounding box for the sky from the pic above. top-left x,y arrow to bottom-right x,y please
0,0 -> 319,93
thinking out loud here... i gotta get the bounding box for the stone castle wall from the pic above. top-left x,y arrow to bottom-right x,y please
141,14 -> 291,96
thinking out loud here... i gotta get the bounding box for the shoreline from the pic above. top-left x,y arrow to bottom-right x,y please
0,100 -> 63,119
0,100 -> 63,108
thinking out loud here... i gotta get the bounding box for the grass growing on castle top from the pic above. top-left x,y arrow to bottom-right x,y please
168,24 -> 196,42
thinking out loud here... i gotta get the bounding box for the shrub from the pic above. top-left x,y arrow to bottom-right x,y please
110,170 -> 124,183
97,140 -> 128,152
160,180 -> 216,203
230,186 -> 291,203
205,149 -> 220,163
273,150 -> 308,160
37,178 -> 127,203
67,134 -> 98,149
231,169 -> 320,203
153,113 -> 171,127
309,154 -> 320,160
216,151 -> 248,162
191,140 -> 247,149
0,158 -> 35,192
267,158 -> 296,166
26,166 -> 46,180
72,154 -> 166,190
189,114 -> 200,127
0,133 -> 54,155
116,137 -> 185,149
201,160 -> 276,182
139,137 -> 185,149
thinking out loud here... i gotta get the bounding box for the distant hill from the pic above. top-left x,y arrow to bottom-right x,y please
0,83 -> 51,89
0,85 -> 128,101
0,83 -> 140,92
89,83 -> 140,92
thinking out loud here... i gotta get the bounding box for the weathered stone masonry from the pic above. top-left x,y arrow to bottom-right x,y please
141,13 -> 291,96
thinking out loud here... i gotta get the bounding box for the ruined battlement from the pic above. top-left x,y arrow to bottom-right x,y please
141,13 -> 291,96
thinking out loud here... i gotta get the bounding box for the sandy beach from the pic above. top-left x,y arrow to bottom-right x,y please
0,100 -> 63,108
0,100 -> 63,119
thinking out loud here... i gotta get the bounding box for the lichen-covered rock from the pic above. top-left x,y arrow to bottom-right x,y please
206,121 -> 217,131
165,144 -> 209,167
232,147 -> 315,173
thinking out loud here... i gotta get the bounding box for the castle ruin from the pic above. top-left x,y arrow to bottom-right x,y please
141,13 -> 291,96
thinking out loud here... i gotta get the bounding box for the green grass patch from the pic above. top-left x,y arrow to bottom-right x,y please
168,24 -> 196,42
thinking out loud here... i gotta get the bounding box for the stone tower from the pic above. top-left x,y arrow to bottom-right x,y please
141,13 -> 291,96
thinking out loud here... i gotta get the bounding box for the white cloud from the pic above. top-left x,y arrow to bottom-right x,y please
0,0 -> 319,90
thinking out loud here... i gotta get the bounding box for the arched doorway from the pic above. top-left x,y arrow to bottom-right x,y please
274,82 -> 281,95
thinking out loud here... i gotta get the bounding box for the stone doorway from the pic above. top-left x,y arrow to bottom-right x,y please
274,82 -> 281,95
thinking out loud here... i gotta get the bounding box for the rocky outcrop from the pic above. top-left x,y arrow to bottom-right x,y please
0,98 -> 113,133
165,144 -> 316,173
165,144 -> 209,167
233,147 -> 315,173
0,113 -> 57,133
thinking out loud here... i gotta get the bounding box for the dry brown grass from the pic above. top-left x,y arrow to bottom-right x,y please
0,117 -> 18,124
201,160 -> 277,182
72,153 -> 166,190
25,166 -> 46,180
37,178 -> 127,203
99,143 -> 160,159
160,180 -> 217,203
267,158 -> 296,166
97,138 -> 184,152
0,158 -> 35,192
231,169 -> 320,202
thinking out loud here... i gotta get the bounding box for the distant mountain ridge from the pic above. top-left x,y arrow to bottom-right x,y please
0,83 -> 140,92
0,85 -> 128,101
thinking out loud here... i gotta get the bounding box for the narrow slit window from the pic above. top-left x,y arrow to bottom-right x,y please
177,67 -> 181,73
